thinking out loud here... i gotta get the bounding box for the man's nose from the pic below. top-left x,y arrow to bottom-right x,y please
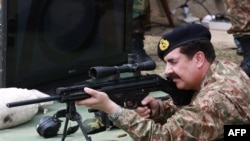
164,64 -> 173,76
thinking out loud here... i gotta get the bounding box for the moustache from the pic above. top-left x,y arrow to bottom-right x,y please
167,73 -> 180,80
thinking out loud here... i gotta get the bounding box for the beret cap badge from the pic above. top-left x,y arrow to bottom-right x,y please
157,24 -> 211,60
159,39 -> 169,51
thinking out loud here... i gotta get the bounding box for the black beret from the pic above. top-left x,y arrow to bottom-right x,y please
157,24 -> 211,60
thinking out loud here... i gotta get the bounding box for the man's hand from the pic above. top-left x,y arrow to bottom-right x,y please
75,87 -> 120,115
135,95 -> 160,119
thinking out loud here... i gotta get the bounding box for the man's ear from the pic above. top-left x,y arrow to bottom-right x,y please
194,51 -> 205,68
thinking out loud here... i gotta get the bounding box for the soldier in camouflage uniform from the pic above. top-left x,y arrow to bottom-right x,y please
132,0 -> 151,62
223,0 -> 250,76
76,24 -> 250,140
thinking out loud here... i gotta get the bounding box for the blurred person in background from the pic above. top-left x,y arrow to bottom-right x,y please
131,0 -> 151,62
81,0 -> 152,134
223,0 -> 250,77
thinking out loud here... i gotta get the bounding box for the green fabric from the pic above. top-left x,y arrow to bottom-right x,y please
133,0 -> 149,18
0,102 -> 132,141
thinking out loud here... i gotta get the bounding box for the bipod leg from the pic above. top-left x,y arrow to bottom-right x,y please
75,112 -> 92,141
63,101 -> 91,141
61,116 -> 70,141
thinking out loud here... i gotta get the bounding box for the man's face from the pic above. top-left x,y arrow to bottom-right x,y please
163,47 -> 201,90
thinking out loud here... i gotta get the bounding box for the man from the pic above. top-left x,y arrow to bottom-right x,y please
76,24 -> 250,140
223,0 -> 250,76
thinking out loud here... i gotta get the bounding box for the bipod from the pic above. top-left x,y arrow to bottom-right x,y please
61,101 -> 91,141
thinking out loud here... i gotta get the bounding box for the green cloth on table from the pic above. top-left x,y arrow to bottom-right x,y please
0,102 -> 132,141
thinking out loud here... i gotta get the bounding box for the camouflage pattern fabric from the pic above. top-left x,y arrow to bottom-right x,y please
132,0 -> 150,34
82,116 -> 106,134
113,59 -> 250,140
224,0 -> 250,36
133,0 -> 150,19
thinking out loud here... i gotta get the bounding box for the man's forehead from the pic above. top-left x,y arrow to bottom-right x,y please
164,47 -> 181,60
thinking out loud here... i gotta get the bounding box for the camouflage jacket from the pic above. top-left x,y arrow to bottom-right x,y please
224,0 -> 250,36
113,59 -> 250,141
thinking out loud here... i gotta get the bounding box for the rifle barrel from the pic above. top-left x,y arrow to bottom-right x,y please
6,96 -> 60,108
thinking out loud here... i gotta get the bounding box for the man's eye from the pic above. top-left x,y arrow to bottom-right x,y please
171,60 -> 177,64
